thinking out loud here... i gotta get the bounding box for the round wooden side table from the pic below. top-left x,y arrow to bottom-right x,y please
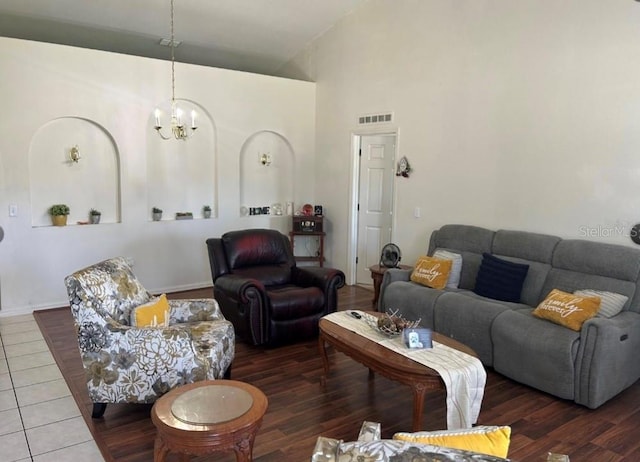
151,380 -> 268,462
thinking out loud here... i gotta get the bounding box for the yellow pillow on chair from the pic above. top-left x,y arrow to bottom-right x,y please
393,425 -> 511,458
130,294 -> 170,327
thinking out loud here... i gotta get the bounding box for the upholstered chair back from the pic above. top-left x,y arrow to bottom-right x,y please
67,256 -> 150,326
221,228 -> 296,286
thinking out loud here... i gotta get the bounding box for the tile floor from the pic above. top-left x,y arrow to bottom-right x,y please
0,313 -> 104,462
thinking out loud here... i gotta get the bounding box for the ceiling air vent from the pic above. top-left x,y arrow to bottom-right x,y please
358,112 -> 393,125
159,38 -> 182,47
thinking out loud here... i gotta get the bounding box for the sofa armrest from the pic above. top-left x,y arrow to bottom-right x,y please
575,311 -> 640,408
378,268 -> 413,311
168,298 -> 225,323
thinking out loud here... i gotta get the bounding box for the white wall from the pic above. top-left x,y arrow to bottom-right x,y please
280,0 -> 640,281
0,37 -> 316,315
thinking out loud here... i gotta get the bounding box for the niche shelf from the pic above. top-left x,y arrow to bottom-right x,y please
239,130 -> 295,218
28,117 -> 120,227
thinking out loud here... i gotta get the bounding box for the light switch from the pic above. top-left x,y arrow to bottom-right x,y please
9,204 -> 17,217
414,207 -> 421,218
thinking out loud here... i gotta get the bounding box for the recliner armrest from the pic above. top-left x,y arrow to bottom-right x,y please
292,266 -> 346,292
576,311 -> 640,408
214,274 -> 266,302
292,266 -> 345,315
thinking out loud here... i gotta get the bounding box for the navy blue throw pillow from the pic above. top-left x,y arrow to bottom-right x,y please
473,253 -> 529,303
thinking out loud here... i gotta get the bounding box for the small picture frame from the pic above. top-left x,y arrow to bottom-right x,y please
403,328 -> 433,349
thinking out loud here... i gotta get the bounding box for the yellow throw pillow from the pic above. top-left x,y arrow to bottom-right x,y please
532,289 -> 600,331
393,425 -> 511,458
130,294 -> 170,327
410,256 -> 452,290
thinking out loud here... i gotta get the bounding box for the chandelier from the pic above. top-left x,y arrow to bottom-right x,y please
154,0 -> 197,141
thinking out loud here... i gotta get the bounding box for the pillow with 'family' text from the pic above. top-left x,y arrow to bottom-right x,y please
410,256 -> 452,290
533,289 -> 600,331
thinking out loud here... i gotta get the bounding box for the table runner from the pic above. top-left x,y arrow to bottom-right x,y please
323,311 -> 486,429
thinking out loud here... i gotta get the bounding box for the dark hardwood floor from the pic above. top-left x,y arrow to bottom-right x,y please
34,285 -> 640,461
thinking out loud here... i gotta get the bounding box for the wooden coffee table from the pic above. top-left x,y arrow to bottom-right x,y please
318,312 -> 477,431
151,380 -> 268,462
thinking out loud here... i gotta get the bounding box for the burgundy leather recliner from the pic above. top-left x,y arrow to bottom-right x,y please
206,229 -> 346,346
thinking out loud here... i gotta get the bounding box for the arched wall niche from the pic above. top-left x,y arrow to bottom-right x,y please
28,117 -> 120,227
239,130 -> 295,217
147,99 -> 217,220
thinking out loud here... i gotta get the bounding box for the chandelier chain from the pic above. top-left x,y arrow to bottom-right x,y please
155,0 -> 197,140
170,0 -> 176,104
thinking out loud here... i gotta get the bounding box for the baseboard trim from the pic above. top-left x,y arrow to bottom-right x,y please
0,282 -> 214,317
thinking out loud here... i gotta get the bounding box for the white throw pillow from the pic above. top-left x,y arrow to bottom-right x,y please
574,289 -> 628,318
433,249 -> 462,289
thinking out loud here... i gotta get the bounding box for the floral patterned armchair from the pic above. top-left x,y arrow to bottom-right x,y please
64,257 -> 235,418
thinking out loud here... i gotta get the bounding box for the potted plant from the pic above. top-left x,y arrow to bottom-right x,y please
49,204 -> 70,226
203,205 -> 212,219
89,208 -> 101,224
152,207 -> 163,221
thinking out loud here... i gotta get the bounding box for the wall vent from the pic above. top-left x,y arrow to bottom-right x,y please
358,112 -> 393,125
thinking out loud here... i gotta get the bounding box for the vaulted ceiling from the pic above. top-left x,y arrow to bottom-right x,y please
0,0 -> 367,76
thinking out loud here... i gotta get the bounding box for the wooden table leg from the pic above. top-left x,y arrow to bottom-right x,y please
318,333 -> 330,386
371,271 -> 383,308
153,435 -> 170,462
411,383 -> 428,431
233,432 -> 255,462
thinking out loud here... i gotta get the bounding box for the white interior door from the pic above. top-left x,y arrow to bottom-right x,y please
356,134 -> 396,285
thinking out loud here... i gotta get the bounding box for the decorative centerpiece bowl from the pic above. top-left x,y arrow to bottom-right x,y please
364,309 -> 420,337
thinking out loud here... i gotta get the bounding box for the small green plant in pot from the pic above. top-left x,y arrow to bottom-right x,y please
152,207 -> 163,221
49,204 -> 70,226
89,208 -> 101,224
203,205 -> 212,219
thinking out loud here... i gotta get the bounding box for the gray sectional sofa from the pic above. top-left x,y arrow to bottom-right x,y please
378,224 -> 640,409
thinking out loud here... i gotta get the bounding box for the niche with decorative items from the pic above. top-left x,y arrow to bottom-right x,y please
239,130 -> 294,219
29,117 -> 120,227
